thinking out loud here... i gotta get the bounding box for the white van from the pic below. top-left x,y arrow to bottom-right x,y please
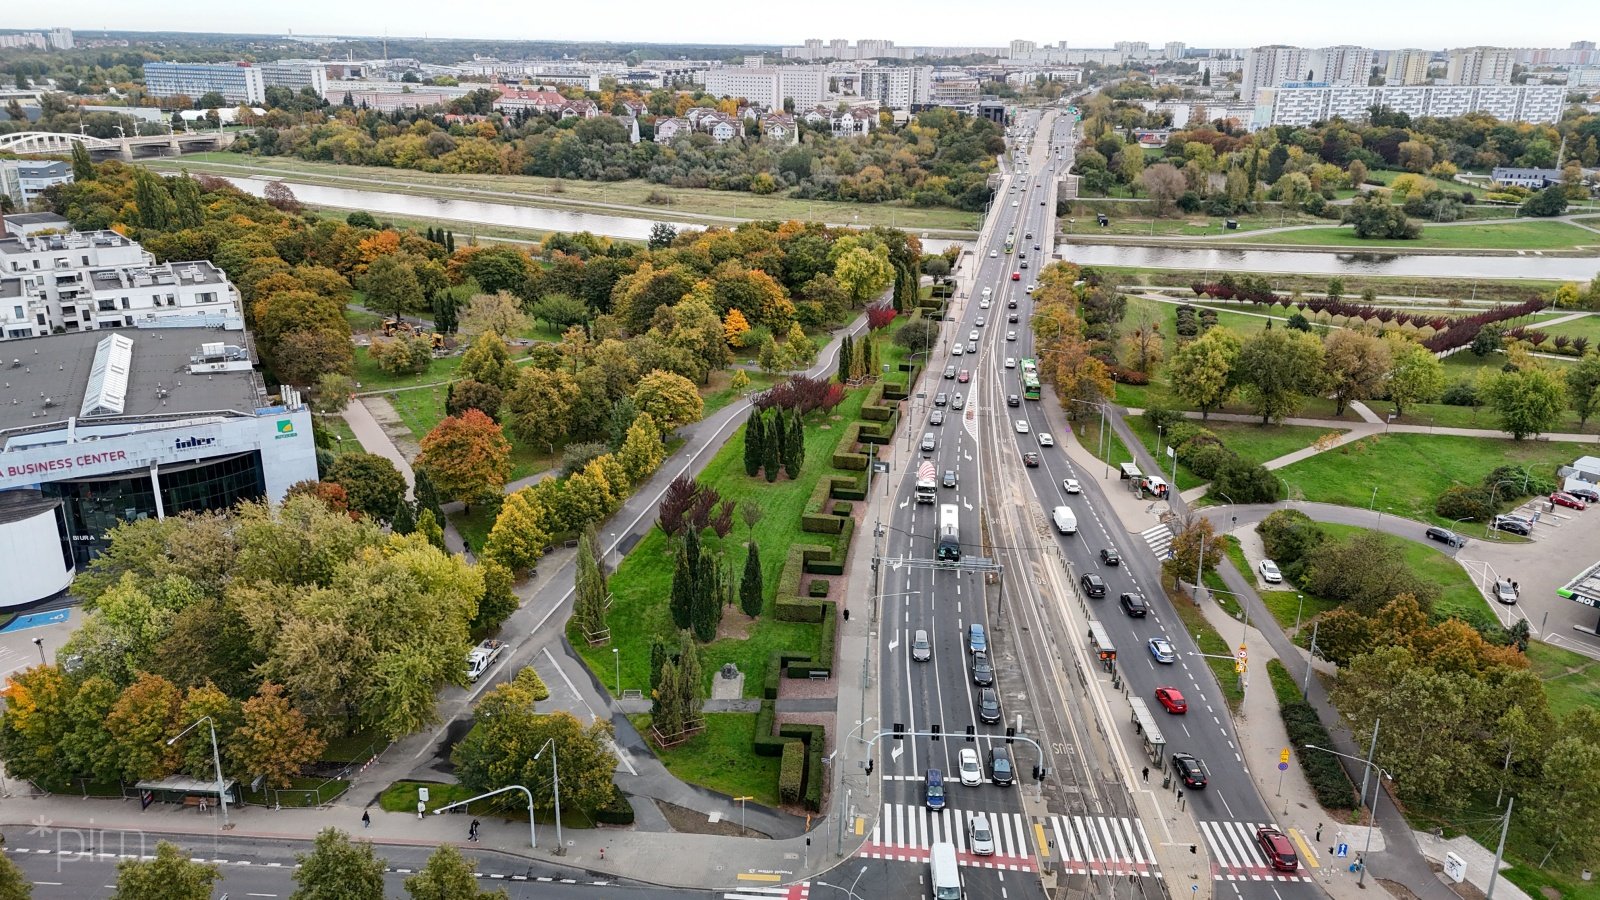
1052,505 -> 1077,534
929,842 -> 962,900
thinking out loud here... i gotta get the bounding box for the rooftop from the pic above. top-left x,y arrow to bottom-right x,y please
88,260 -> 228,290
0,327 -> 265,436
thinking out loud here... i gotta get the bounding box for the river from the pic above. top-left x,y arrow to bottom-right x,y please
1059,243 -> 1600,282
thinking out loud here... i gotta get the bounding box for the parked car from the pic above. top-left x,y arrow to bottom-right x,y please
1551,492 -> 1587,510
971,651 -> 994,686
958,748 -> 983,786
1063,479 -> 1081,494
1255,827 -> 1299,872
1172,752 -> 1207,788
989,747 -> 1015,785
1492,515 -> 1532,536
1120,592 -> 1148,618
1494,579 -> 1519,604
1565,484 -> 1600,503
1100,547 -> 1120,566
1080,573 -> 1106,598
1424,526 -> 1465,548
1155,686 -> 1187,714
1148,637 -> 1177,664
1258,560 -> 1282,583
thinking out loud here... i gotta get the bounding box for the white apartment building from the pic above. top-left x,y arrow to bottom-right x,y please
0,231 -> 242,341
259,62 -> 330,98
1114,41 -> 1151,58
143,62 -> 266,105
1571,65 -> 1600,87
0,33 -> 46,50
1386,49 -> 1432,86
1241,46 -> 1373,98
1313,46 -> 1375,85
1447,47 -> 1517,85
1010,40 -> 1037,57
1253,83 -> 1565,128
702,67 -> 828,110
782,40 -> 1005,61
861,66 -> 932,110
48,28 -> 72,50
1164,42 -> 1187,62
0,161 -> 73,210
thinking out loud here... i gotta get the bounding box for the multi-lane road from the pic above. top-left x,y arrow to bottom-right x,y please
844,106 -> 1328,900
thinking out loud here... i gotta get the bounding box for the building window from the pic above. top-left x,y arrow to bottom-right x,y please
80,255 -> 89,266
35,313 -> 45,326
11,306 -> 20,319
196,292 -> 217,304
98,300 -> 116,312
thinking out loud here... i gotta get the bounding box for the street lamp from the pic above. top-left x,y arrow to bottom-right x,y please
815,865 -> 871,900
166,716 -> 228,829
1304,743 -> 1392,886
534,738 -> 562,854
30,637 -> 44,666
1294,593 -> 1305,632
612,647 -> 620,696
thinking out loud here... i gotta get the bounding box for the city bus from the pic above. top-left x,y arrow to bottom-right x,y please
1020,358 -> 1041,401
1004,233 -> 1015,254
937,504 -> 961,562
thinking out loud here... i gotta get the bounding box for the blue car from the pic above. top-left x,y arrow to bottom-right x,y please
1148,637 -> 1177,664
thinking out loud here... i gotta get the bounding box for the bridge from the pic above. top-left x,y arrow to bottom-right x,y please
0,130 -> 238,159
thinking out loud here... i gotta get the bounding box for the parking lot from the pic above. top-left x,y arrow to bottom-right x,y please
0,606 -> 79,679
1462,495 -> 1600,658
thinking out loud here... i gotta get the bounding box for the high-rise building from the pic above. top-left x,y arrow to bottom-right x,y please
1164,42 -> 1187,62
1114,41 -> 1151,57
259,62 -> 329,98
1010,40 -> 1037,57
1254,83 -> 1563,127
47,28 -> 73,50
1310,45 -> 1374,85
143,62 -> 267,105
1386,49 -> 1432,86
0,33 -> 46,50
1241,45 -> 1374,96
1446,47 -> 1516,85
861,66 -> 932,110
702,67 -> 828,110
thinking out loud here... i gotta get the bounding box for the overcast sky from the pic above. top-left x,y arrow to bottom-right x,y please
24,0 -> 1598,50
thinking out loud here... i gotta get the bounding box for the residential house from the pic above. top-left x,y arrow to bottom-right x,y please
559,99 -> 600,119
831,107 -> 876,137
685,106 -> 723,129
653,117 -> 692,144
802,107 -> 832,128
617,99 -> 649,118
492,88 -> 568,115
706,116 -> 741,143
759,113 -> 798,143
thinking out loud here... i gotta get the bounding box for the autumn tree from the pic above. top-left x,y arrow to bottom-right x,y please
1048,333 -> 1115,415
1480,365 -> 1567,440
483,489 -> 551,576
1138,163 -> 1186,216
1322,329 -> 1392,416
459,291 -> 531,339
232,682 -> 326,790
274,329 -> 355,387
833,245 -> 895,307
617,413 -> 665,485
0,853 -> 29,900
104,673 -> 182,782
368,334 -> 434,376
456,331 -> 517,391
723,308 -> 752,347
291,827 -> 387,900
451,678 -> 618,816
361,253 -> 425,317
504,367 -> 579,452
1118,315 -> 1165,375
1167,327 -> 1240,418
1384,336 -> 1446,415
111,842 -> 219,900
417,409 -> 512,506
632,369 -> 704,436
326,453 -> 408,523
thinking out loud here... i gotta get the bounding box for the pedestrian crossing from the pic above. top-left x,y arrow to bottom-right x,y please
860,803 -> 1033,871
1200,820 -> 1312,882
1140,523 -> 1174,559
723,883 -> 809,900
1043,815 -> 1160,877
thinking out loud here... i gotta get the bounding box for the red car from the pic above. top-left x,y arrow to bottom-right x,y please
1155,687 -> 1187,714
1011,272 -> 1021,281
1255,827 -> 1299,872
1550,492 -> 1587,510
957,369 -> 971,383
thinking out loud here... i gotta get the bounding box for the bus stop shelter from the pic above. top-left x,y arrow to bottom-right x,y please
134,775 -> 238,810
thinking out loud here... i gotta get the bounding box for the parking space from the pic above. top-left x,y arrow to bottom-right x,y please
0,607 -> 78,679
1460,499 -> 1600,655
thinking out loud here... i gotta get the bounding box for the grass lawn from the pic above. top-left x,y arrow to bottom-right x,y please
1526,641 -> 1600,719
320,728 -> 387,763
378,780 -> 595,828
1123,417 -> 1343,491
627,713 -> 783,808
1096,267 -> 1568,307
574,388 -> 870,699
701,368 -> 780,418
154,154 -> 982,233
353,345 -> 464,392
1060,212 -> 1327,238
241,777 -> 349,808
1074,410 -> 1132,470
313,414 -> 362,455
1276,433 -> 1592,528
384,385 -> 449,444
1536,313 -> 1600,346
1311,522 -> 1488,620
1228,220 -> 1600,251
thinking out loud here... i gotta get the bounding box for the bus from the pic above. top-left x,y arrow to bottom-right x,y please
1004,233 -> 1015,254
1020,358 -> 1041,401
937,504 -> 961,562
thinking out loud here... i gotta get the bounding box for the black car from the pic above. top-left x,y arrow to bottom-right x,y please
971,650 -> 994,686
1008,394 -> 1020,407
1566,484 -> 1600,503
1424,526 -> 1464,548
1120,592 -> 1148,618
988,747 -> 1015,785
1008,313 -> 1019,323
934,392 -> 948,407
1022,451 -> 1040,468
1008,299 -> 1018,309
1080,573 -> 1106,598
978,687 -> 1001,724
1100,547 -> 1121,566
1492,515 -> 1531,536
942,469 -> 957,488
1172,752 -> 1207,789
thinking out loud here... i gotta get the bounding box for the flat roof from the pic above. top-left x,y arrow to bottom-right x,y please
0,327 -> 264,435
3,213 -> 70,226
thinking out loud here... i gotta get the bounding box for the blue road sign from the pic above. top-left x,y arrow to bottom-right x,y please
1336,843 -> 1350,858
1278,761 -> 1289,771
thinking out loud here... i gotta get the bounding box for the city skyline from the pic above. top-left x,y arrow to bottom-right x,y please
12,0 -> 1596,52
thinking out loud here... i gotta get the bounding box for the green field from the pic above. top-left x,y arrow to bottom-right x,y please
1276,433 -> 1590,528
1388,351 -> 1597,434
1313,523 -> 1488,621
353,345 -> 465,392
1094,267 -> 1567,306
1123,417 -> 1343,491
152,154 -> 981,233
1526,641 -> 1600,719
1223,220 -> 1600,251
628,713 -> 783,809
1536,314 -> 1600,346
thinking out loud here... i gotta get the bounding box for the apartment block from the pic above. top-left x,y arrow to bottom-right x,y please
1241,45 -> 1373,98
1254,83 -> 1565,127
1386,49 -> 1432,86
702,66 -> 828,110
0,161 -> 73,210
143,63 -> 267,105
861,66 -> 932,110
258,62 -> 329,98
0,33 -> 46,50
47,28 -> 72,50
1446,47 -> 1517,85
1164,42 -> 1187,62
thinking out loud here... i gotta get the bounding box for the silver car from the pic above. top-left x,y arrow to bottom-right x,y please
912,629 -> 932,662
968,812 -> 995,856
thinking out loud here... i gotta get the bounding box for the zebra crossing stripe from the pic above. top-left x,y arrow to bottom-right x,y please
1140,524 -> 1174,558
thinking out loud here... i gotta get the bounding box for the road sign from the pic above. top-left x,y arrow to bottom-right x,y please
1280,748 -> 1291,765
1278,761 -> 1289,771
1336,843 -> 1350,858
1237,645 -> 1248,660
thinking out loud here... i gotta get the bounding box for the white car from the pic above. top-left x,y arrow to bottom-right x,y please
1063,478 -> 1081,494
1007,331 -> 1017,341
1015,419 -> 1030,434
1259,560 -> 1283,584
968,812 -> 996,856
1038,433 -> 1054,447
1026,284 -> 1036,294
958,748 -> 983,786
969,330 -> 980,341
990,249 -> 998,258
980,298 -> 991,309
1012,200 -> 1019,207
975,317 -> 986,327
952,343 -> 964,356
1005,357 -> 1016,369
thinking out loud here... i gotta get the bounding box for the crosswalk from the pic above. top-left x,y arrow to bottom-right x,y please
860,803 -> 1033,871
1201,820 -> 1312,882
1140,523 -> 1174,559
1044,815 -> 1160,877
723,884 -> 809,900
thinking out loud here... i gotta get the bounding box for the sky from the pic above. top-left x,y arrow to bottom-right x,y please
20,0 -> 1600,49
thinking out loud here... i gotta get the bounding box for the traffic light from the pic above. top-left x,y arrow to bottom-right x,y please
965,725 -> 975,743
1032,764 -> 1042,781
1005,726 -> 1015,745
931,724 -> 941,742
865,758 -> 874,776
893,722 -> 905,740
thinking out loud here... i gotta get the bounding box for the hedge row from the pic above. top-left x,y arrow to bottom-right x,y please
753,700 -> 829,810
802,475 -> 860,534
593,788 -> 636,825
862,380 -> 896,422
779,741 -> 805,805
1266,660 -> 1357,810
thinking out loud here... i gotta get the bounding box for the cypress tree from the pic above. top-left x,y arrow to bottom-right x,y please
837,335 -> 852,383
771,408 -> 788,476
743,411 -> 763,477
676,631 -> 704,729
446,230 -> 456,253
426,226 -> 436,243
691,549 -> 721,642
669,529 -> 698,630
785,410 -> 804,480
649,639 -> 669,711
413,469 -> 443,520
391,497 -> 417,535
654,658 -> 682,737
740,543 -> 764,617
762,413 -> 781,483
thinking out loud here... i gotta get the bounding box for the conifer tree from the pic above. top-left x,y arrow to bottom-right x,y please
740,543 -> 763,617
743,411 -> 763,477
763,412 -> 781,482
785,410 -> 805,479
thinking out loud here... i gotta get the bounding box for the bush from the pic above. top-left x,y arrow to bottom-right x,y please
1108,364 -> 1149,385
1141,402 -> 1184,434
830,500 -> 852,516
1440,380 -> 1479,407
1434,485 -> 1495,521
1185,443 -> 1236,481
593,788 -> 636,824
1257,509 -> 1326,566
1481,465 -> 1555,500
1163,420 -> 1208,449
808,579 -> 829,598
560,441 -> 611,476
1213,457 -> 1281,504
1266,660 -> 1356,809
778,741 -> 805,805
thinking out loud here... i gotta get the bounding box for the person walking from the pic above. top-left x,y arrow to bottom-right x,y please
469,819 -> 480,842
362,810 -> 371,829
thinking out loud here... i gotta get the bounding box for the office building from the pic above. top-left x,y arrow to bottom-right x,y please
861,65 -> 932,110
1253,83 -> 1565,127
1386,49 -> 1432,86
0,160 -> 73,211
143,62 -> 267,105
0,326 -> 314,606
1447,47 -> 1517,85
259,62 -> 329,98
929,76 -> 981,109
47,28 -> 72,50
1164,42 -> 1187,62
702,66 -> 828,110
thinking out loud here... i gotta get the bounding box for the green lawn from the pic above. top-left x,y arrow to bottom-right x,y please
1380,351 -> 1597,434
1123,417 -> 1344,491
1536,314 -> 1600,346
1169,589 -> 1245,712
1276,433 -> 1591,528
701,368 -> 780,418
1060,211 -> 1327,238
574,388 -> 869,700
1217,534 -> 1339,632
241,777 -> 349,808
320,728 -> 388,763
378,780 -> 595,828
1096,267 -> 1568,307
1526,641 -> 1600,719
1074,410 -> 1132,470
1313,523 -> 1489,622
354,345 -> 465,392
1228,220 -> 1600,251
312,414 -> 362,455
627,713 -> 783,809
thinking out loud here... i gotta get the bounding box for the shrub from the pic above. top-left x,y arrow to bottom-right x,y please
1257,509 -> 1327,566
1185,443 -> 1236,481
1212,457 -> 1281,504
808,579 -> 829,598
778,741 -> 805,805
594,788 -> 636,824
1434,485 -> 1495,521
1108,365 -> 1149,385
1163,421 -> 1208,449
830,500 -> 852,516
1440,380 -> 1479,407
1141,402 -> 1184,433
1266,660 -> 1356,809
1481,465 -> 1555,500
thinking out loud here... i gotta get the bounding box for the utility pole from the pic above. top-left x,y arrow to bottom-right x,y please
1302,619 -> 1319,699
1359,718 -> 1380,821
1486,796 -> 1513,900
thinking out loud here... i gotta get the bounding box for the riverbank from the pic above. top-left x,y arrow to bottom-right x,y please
143,153 -> 981,236
1063,218 -> 1600,256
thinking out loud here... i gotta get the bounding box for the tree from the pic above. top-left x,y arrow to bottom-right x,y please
484,489 -> 550,575
111,842 -> 219,900
1567,351 -> 1600,426
1528,712 -> 1600,865
1520,184 -> 1568,217
264,180 -> 302,214
617,413 -> 665,486
368,334 -> 434,377
405,845 -> 507,899
274,329 -> 355,388
833,246 -> 894,307
742,411 -> 765,477
417,409 -> 512,506
104,673 -> 181,782
291,828 -> 387,900
1341,193 -> 1421,239
1118,316 -> 1165,375
723,308 -> 752,348
445,379 -> 504,421
784,409 -> 805,480
362,254 -> 425,317
1322,330 -> 1392,416
326,453 -> 407,523
1480,365 -> 1568,440
1167,328 -> 1240,419
632,370 -> 704,436
1384,337 -> 1445,415
431,290 -> 460,334
70,140 -> 95,182
530,293 -> 590,332
459,291 -> 531,339
452,681 -> 618,816
573,529 -> 608,640
504,367 -> 579,452
1235,329 -> 1326,424
740,543 -> 763,617
1138,163 -> 1187,215
231,682 -> 327,790
456,332 -> 516,391
648,222 -> 678,250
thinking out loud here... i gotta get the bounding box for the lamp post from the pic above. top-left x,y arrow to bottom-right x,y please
815,866 -> 871,900
734,795 -> 753,835
1304,743 -> 1391,886
166,716 -> 228,829
534,738 -> 562,854
1294,593 -> 1305,633
30,637 -> 44,666
612,647 -> 620,696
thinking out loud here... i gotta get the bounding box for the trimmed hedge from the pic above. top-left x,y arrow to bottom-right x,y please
862,381 -> 896,421
801,475 -> 858,534
779,741 -> 805,805
808,579 -> 829,597
830,500 -> 852,516
777,722 -> 828,812
1266,660 -> 1357,810
594,788 -> 636,824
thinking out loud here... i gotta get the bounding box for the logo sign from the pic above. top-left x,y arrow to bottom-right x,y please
274,418 -> 298,440
174,435 -> 216,451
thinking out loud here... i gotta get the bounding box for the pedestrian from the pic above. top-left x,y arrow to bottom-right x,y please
842,608 -> 850,622
1315,823 -> 1323,842
1141,766 -> 1149,783
469,819 -> 480,842
417,800 -> 425,820
362,810 -> 371,829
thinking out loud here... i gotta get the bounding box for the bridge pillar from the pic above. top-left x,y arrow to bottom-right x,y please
168,136 -> 182,156
118,139 -> 133,162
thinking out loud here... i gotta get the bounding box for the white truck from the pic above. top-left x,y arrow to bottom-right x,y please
466,639 -> 505,682
916,461 -> 938,504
